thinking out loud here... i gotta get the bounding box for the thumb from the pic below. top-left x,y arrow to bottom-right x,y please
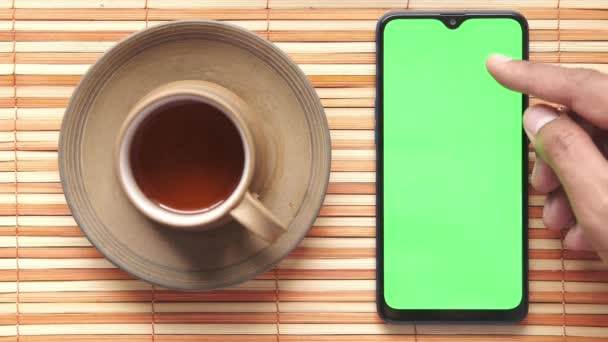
526,104 -> 608,252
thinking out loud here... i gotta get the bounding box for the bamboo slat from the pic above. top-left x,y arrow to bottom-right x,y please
268,1 -> 403,9
14,0 -> 145,8
408,0 -> 558,8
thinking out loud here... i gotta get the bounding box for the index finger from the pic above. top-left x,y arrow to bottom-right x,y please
487,55 -> 608,128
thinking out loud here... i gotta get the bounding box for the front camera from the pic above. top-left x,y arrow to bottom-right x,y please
449,18 -> 457,26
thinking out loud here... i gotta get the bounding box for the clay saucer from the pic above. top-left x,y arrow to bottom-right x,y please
59,21 -> 331,290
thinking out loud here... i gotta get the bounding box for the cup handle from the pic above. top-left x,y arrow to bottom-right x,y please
230,192 -> 287,242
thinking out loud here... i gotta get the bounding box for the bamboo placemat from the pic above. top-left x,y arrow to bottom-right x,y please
0,0 -> 603,341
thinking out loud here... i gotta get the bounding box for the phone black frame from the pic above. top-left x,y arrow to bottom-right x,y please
376,10 -> 529,323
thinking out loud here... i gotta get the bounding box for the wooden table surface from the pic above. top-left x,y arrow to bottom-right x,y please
0,0 -> 605,340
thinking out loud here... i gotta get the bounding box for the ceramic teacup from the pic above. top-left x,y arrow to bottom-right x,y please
116,80 -> 287,242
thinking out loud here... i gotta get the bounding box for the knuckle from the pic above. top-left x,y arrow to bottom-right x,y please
541,125 -> 585,162
573,68 -> 600,86
595,196 -> 608,219
571,68 -> 603,107
581,193 -> 608,233
573,165 -> 608,231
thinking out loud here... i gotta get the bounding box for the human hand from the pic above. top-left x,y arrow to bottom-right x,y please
487,54 -> 608,261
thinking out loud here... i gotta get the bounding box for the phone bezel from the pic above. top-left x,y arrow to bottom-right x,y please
376,10 -> 530,323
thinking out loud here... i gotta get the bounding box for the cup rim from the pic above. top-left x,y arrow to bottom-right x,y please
117,90 -> 254,228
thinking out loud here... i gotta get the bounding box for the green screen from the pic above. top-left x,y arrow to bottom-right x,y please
383,17 -> 523,310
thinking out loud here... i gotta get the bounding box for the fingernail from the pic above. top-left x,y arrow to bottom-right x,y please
564,225 -> 594,251
524,106 -> 559,139
489,54 -> 512,63
563,229 -> 576,250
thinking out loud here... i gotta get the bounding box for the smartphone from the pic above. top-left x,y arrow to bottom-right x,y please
376,11 -> 529,322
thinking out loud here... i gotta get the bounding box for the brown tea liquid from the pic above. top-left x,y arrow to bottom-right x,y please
129,99 -> 245,213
